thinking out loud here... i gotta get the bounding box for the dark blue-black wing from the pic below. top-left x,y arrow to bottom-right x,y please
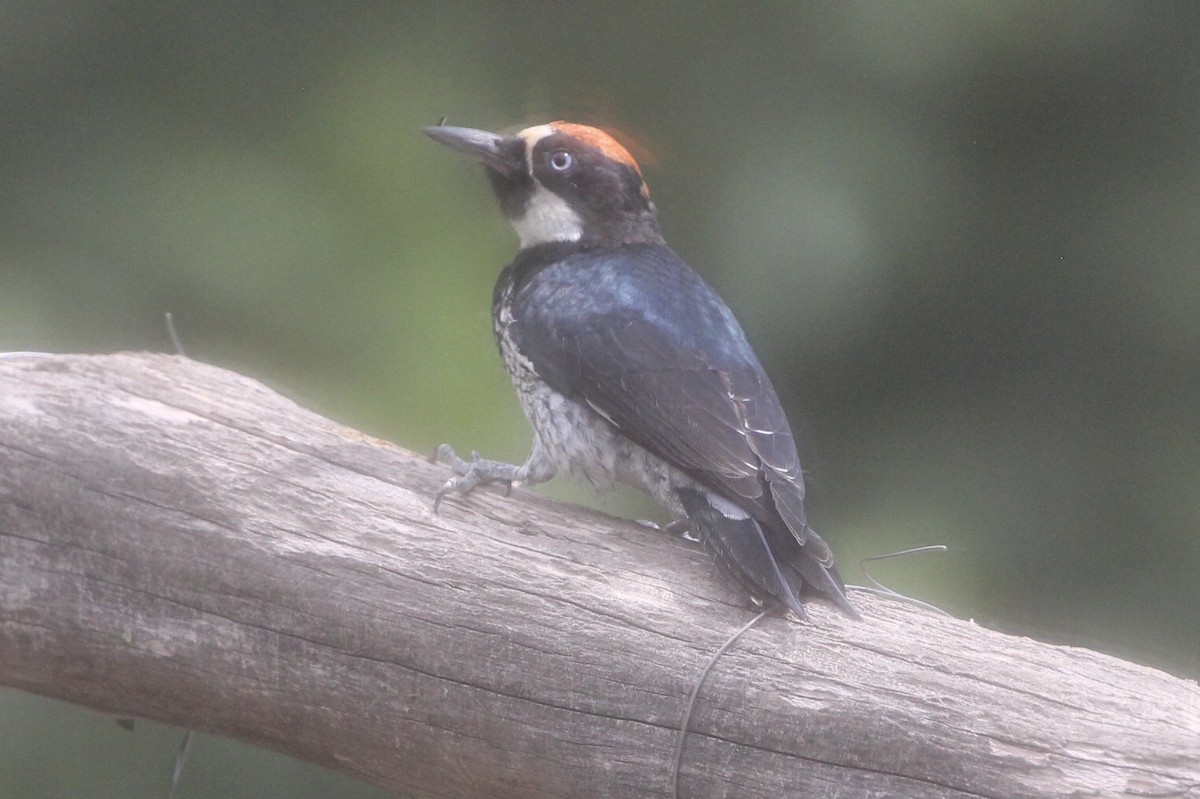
509,245 -> 855,616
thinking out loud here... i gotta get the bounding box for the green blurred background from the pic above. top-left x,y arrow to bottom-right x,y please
2,2 -> 1197,796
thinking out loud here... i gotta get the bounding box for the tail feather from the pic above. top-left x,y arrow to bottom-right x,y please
678,487 -> 858,620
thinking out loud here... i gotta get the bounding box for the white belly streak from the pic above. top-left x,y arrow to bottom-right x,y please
522,381 -> 684,507
519,382 -> 751,521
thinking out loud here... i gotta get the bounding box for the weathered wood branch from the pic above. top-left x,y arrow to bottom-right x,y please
0,353 -> 1196,798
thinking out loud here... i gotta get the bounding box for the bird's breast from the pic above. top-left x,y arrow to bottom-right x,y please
493,284 -> 685,506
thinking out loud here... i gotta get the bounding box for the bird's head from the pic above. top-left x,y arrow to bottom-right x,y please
425,121 -> 662,250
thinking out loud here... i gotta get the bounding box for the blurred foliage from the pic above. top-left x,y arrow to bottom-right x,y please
2,1 -> 1198,796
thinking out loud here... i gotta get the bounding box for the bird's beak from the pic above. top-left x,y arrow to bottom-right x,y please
423,125 -> 524,177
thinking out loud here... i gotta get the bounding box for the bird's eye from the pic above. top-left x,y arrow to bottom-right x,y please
549,150 -> 574,172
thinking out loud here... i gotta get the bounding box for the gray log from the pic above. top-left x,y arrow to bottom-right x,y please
1,353 -> 1196,798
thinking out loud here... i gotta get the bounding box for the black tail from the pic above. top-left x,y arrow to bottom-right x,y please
677,487 -> 858,620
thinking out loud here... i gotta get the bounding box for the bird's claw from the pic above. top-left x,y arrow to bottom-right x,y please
661,518 -> 695,539
432,444 -> 516,513
635,518 -> 696,540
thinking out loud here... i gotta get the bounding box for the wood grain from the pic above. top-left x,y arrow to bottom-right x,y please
1,353 -> 1196,798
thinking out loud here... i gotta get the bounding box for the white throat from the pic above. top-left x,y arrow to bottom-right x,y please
512,183 -> 583,248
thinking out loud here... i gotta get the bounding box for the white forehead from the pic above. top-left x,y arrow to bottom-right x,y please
518,124 -> 557,147
517,124 -> 556,167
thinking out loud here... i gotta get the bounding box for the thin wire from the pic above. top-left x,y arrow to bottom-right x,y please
671,609 -> 768,799
860,544 -> 948,588
853,545 -> 951,616
161,311 -> 195,796
166,729 -> 194,799
164,312 -> 187,358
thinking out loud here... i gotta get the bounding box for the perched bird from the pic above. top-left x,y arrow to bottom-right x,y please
425,121 -> 857,620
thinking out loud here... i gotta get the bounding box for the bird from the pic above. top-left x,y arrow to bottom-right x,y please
424,120 -> 857,620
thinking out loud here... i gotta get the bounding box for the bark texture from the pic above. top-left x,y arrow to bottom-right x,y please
1,353 -> 1197,798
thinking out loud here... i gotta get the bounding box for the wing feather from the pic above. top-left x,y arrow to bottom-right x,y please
511,246 -> 811,542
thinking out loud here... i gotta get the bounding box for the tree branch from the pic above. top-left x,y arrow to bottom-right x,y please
1,353 -> 1196,798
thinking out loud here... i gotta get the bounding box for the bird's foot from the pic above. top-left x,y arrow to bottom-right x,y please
635,517 -> 695,540
432,444 -> 518,513
661,518 -> 696,540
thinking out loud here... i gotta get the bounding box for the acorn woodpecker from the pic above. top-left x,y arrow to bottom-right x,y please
425,121 -> 857,620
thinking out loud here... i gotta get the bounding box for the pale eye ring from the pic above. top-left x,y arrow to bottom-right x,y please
549,150 -> 574,172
